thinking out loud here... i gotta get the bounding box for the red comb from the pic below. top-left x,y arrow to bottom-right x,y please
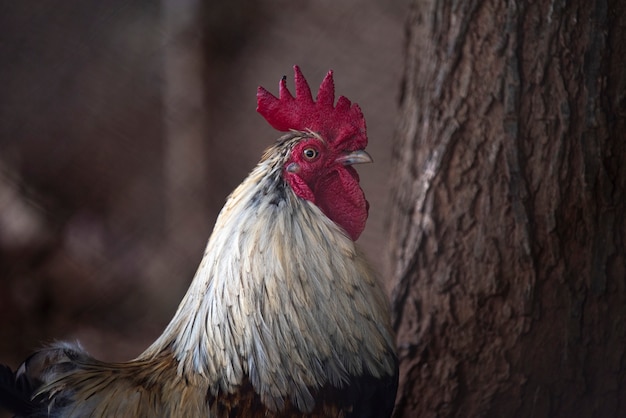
256,66 -> 367,150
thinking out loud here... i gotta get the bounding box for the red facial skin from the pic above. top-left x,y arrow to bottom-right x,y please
284,137 -> 369,241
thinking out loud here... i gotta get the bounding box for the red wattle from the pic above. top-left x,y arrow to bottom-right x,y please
314,166 -> 368,241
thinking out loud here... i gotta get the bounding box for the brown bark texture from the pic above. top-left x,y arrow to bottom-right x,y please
388,0 -> 626,416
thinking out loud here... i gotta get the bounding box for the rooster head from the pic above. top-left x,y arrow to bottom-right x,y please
256,66 -> 371,241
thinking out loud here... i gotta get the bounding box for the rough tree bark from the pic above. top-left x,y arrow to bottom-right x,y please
388,0 -> 626,416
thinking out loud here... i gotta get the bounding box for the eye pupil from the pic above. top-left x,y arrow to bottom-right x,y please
303,148 -> 318,160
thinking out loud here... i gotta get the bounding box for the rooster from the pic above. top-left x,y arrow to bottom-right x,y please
0,66 -> 398,417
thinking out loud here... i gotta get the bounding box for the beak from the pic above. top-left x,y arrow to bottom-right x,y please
335,150 -> 373,166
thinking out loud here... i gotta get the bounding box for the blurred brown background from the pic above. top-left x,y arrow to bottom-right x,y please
0,0 -> 407,368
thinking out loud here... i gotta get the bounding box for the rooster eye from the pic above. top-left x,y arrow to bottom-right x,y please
302,147 -> 319,161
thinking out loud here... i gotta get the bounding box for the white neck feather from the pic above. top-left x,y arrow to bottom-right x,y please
140,140 -> 395,411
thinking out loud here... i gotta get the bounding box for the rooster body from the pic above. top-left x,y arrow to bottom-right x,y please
0,67 -> 398,417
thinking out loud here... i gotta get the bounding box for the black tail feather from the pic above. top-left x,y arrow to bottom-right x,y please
0,342 -> 91,417
0,364 -> 39,417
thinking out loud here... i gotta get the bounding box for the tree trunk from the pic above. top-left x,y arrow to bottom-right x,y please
162,0 -> 210,255
388,0 -> 626,416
